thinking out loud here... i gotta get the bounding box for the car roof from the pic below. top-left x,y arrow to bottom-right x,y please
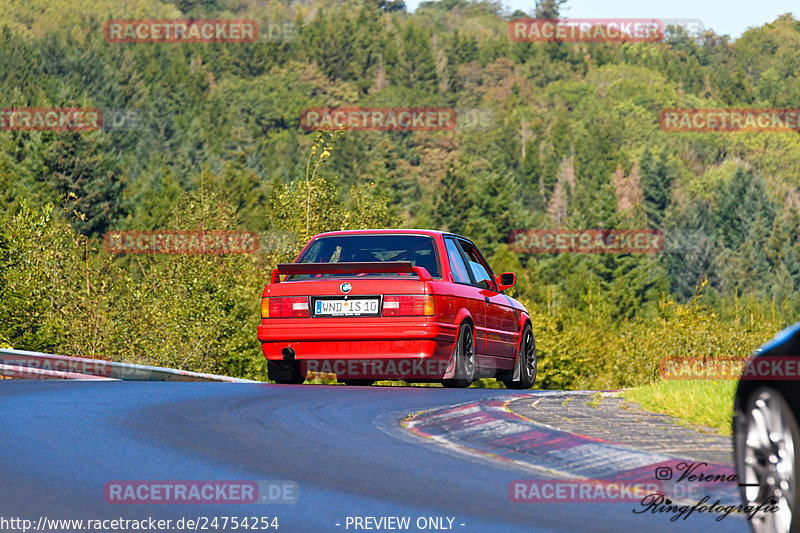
311,229 -> 465,240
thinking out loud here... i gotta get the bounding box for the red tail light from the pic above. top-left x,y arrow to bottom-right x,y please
382,295 -> 435,317
265,297 -> 310,318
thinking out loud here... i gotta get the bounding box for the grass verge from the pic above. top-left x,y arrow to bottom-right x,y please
625,380 -> 738,436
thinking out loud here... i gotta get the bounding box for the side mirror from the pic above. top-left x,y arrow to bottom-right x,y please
497,272 -> 516,292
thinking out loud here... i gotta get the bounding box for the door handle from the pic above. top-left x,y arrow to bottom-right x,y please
484,296 -> 490,308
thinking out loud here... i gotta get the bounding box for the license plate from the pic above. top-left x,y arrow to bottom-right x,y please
313,298 -> 380,317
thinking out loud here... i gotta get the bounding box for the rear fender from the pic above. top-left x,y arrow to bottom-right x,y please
442,309 -> 474,379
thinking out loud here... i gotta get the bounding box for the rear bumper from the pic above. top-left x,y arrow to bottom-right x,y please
257,318 -> 458,378
258,318 -> 457,357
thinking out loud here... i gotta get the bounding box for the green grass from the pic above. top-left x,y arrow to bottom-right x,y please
625,380 -> 738,436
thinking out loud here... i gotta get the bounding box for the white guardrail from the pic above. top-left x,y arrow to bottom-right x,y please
0,348 -> 260,382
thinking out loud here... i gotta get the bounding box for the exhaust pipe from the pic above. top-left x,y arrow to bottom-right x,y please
281,347 -> 296,361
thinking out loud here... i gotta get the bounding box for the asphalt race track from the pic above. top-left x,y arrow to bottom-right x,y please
0,382 -> 749,533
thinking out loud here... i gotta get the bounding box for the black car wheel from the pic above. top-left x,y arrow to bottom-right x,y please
442,323 -> 475,388
504,324 -> 536,390
736,387 -> 799,533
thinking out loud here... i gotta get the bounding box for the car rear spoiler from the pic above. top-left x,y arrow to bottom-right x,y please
270,261 -> 433,284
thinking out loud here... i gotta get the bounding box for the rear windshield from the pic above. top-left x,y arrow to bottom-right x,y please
291,234 -> 441,279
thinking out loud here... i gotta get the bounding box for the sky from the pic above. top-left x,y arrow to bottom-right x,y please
404,0 -> 798,40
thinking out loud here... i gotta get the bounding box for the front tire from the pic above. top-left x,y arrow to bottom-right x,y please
504,324 -> 536,390
735,387 -> 799,533
442,323 -> 475,388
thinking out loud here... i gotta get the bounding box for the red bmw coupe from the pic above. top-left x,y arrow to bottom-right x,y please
257,229 -> 536,388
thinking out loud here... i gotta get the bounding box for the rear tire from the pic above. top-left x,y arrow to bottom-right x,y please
504,324 -> 536,390
268,360 -> 305,384
442,323 -> 475,388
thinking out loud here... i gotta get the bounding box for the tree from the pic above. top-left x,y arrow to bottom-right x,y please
465,170 -> 518,249
44,133 -> 124,237
303,10 -> 358,83
713,166 -> 774,250
641,148 -> 676,228
390,23 -> 439,94
520,138 -> 544,212
368,0 -> 406,12
433,163 -> 473,236
534,0 -> 567,18
662,200 -> 718,302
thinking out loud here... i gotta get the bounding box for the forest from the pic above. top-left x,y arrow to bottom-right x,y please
1,0 -> 798,392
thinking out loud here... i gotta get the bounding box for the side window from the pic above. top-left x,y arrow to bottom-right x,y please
445,238 -> 471,284
459,240 -> 496,291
